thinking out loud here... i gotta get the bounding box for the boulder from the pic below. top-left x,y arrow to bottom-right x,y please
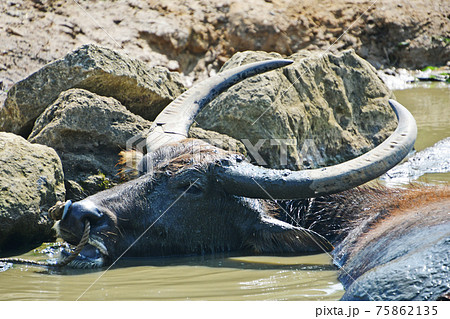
195,50 -> 396,170
0,132 -> 65,251
28,88 -> 153,199
28,88 -> 244,200
189,127 -> 247,156
0,44 -> 186,137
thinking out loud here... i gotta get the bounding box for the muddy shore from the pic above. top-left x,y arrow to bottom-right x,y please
1,0 -> 449,106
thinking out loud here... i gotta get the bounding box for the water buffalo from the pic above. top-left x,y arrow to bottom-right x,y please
276,183 -> 449,300
55,59 -> 418,273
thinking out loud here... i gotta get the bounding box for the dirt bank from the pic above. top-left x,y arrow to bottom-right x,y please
1,0 -> 449,106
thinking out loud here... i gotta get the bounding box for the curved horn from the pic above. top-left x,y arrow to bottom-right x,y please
216,99 -> 417,199
146,59 -> 294,152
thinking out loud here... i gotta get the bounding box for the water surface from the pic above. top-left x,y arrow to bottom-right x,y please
393,86 -> 450,184
0,249 -> 341,301
394,87 -> 449,152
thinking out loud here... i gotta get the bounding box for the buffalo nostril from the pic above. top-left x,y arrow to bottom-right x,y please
63,200 -> 103,224
57,199 -> 104,246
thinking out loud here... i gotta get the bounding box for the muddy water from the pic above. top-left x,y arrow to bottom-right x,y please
0,251 -> 342,301
394,86 -> 449,152
0,86 -> 448,301
393,86 -> 450,184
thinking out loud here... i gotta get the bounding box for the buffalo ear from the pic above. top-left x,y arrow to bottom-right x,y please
244,222 -> 333,254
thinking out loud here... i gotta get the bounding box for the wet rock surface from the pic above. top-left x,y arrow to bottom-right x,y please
195,50 -> 395,169
378,66 -> 450,90
0,132 -> 65,251
381,137 -> 450,185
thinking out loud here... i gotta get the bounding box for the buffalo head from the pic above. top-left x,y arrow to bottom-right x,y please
55,59 -> 416,268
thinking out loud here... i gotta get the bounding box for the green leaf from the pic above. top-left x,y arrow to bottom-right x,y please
421,66 -> 439,72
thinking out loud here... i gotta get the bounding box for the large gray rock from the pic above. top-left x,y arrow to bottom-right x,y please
28,88 -> 245,200
28,88 -> 153,199
0,132 -> 65,251
195,50 -> 396,170
189,127 -> 247,156
0,44 -> 186,137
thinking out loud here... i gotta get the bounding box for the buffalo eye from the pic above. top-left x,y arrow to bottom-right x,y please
171,169 -> 205,195
178,183 -> 203,195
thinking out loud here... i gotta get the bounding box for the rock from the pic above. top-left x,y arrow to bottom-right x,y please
0,44 -> 186,137
64,179 -> 85,202
28,88 -> 244,200
195,50 -> 396,170
0,132 -> 65,251
63,174 -> 115,202
377,68 -> 416,90
188,127 -> 247,156
28,88 -> 153,198
377,66 -> 450,91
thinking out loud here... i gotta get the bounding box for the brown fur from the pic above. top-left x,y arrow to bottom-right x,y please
348,185 -> 449,256
275,184 -> 449,247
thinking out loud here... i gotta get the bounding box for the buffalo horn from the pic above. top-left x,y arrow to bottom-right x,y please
146,59 -> 294,152
216,99 -> 417,199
